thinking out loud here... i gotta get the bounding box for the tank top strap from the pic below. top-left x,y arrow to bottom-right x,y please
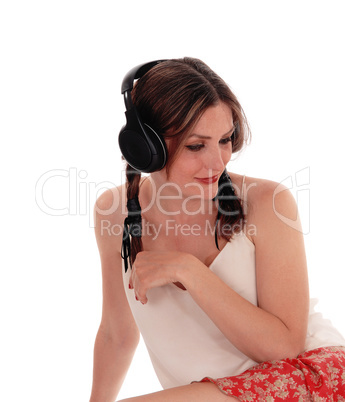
240,175 -> 246,205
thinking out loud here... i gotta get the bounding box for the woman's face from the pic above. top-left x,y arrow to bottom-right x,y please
155,102 -> 235,201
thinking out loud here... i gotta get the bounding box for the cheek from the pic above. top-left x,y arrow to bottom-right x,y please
171,152 -> 201,174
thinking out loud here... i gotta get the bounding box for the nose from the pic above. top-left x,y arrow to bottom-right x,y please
203,144 -> 227,173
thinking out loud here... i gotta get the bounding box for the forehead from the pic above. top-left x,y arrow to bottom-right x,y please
190,103 -> 233,137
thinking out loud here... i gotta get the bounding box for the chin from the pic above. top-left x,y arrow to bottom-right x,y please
203,182 -> 219,199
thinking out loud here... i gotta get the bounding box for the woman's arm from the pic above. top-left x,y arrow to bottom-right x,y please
131,179 -> 309,363
185,179 -> 309,362
90,188 -> 140,402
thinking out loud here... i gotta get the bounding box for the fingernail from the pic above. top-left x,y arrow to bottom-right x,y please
129,283 -> 132,289
135,295 -> 138,301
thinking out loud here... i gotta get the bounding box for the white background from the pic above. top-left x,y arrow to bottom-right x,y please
1,1 -> 344,401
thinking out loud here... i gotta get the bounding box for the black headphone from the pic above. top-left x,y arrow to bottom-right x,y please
118,60 -> 168,173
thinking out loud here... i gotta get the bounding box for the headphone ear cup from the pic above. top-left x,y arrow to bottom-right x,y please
118,106 -> 167,173
141,123 -> 167,172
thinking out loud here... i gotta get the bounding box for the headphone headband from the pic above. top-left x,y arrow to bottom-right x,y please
121,60 -> 167,111
121,60 -> 167,94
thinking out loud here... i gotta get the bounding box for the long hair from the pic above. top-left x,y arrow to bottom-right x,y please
125,57 -> 251,265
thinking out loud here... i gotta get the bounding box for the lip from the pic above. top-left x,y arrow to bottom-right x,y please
194,175 -> 219,185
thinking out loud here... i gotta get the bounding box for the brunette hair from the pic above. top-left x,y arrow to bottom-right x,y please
125,57 -> 251,264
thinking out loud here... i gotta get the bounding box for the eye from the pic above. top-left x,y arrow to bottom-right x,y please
185,143 -> 205,152
219,133 -> 233,145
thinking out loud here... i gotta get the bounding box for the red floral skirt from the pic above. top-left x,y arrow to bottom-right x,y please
201,346 -> 345,401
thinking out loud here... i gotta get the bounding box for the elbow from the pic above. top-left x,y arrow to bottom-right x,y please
275,344 -> 303,362
117,329 -> 140,352
284,336 -> 306,360
281,327 -> 307,360
97,321 -> 140,351
260,335 -> 306,363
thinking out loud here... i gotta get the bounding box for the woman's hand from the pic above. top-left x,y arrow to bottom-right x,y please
129,251 -> 200,304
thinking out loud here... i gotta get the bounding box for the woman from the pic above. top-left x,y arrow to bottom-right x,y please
89,58 -> 345,401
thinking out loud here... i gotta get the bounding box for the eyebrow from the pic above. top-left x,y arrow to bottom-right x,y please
189,127 -> 235,140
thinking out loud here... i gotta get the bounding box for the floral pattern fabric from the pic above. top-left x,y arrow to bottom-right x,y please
201,347 -> 345,401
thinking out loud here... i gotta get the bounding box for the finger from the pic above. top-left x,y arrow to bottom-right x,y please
131,269 -> 147,304
135,292 -> 148,305
128,274 -> 133,290
129,265 -> 137,290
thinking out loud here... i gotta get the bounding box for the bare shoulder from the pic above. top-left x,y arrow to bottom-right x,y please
230,173 -> 301,241
93,184 -> 127,255
243,175 -> 297,219
94,183 -> 127,224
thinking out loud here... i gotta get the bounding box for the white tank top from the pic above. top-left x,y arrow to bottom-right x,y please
122,232 -> 345,389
